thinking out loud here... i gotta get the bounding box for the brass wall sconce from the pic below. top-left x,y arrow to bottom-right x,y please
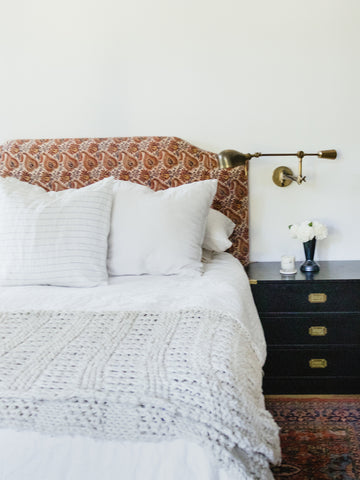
218,149 -> 337,187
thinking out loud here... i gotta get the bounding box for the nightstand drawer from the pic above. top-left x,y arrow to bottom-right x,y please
265,347 -> 360,377
262,377 -> 360,394
252,283 -> 360,313
262,314 -> 360,345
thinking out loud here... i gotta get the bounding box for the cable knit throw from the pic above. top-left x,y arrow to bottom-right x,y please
0,310 -> 280,479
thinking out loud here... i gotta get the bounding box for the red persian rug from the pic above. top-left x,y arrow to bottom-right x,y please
265,396 -> 360,479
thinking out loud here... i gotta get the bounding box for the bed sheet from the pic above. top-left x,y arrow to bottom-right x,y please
0,252 -> 266,364
0,253 -> 273,480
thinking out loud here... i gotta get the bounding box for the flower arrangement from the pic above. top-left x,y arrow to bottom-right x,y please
288,220 -> 327,273
288,221 -> 328,243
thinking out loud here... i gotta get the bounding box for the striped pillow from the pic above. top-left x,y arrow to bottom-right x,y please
0,177 -> 114,287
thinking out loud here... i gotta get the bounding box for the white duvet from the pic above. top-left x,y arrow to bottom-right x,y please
0,253 -> 277,480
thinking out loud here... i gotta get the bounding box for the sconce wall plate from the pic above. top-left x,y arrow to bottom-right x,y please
272,166 -> 294,187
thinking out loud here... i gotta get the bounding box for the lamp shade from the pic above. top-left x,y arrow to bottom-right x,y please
217,150 -> 251,169
318,149 -> 337,159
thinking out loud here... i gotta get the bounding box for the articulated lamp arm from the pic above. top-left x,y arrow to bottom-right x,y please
217,149 -> 337,187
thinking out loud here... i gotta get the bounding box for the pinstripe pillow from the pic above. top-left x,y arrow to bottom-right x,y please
0,177 -> 114,287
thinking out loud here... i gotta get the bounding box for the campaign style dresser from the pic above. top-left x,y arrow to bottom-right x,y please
246,261 -> 360,394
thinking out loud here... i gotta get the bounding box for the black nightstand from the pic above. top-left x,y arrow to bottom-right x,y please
246,261 -> 360,394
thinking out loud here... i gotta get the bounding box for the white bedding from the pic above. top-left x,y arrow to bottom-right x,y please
0,253 -> 277,480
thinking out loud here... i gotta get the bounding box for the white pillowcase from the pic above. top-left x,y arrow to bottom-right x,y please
108,179 -> 218,276
203,208 -> 235,253
0,177 -> 114,287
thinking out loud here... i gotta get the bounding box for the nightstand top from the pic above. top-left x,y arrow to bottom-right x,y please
246,260 -> 360,282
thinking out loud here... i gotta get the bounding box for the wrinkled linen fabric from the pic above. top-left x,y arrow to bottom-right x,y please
0,253 -> 266,365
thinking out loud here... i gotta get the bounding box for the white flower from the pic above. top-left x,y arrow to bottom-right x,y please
288,225 -> 298,239
288,220 -> 328,242
313,221 -> 328,240
298,221 -> 315,242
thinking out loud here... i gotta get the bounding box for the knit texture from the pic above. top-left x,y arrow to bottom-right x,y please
0,310 -> 280,479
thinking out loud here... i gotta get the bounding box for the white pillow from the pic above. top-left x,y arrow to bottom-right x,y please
203,208 -> 235,252
108,179 -> 218,275
0,177 -> 114,287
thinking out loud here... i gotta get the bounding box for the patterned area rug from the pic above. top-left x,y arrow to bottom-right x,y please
265,396 -> 360,479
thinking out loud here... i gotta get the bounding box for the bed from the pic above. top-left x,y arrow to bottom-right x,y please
0,137 -> 280,480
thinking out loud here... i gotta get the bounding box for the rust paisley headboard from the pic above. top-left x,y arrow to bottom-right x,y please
0,136 -> 249,265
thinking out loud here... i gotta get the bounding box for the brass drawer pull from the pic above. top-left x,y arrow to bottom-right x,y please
308,293 -> 327,303
309,358 -> 327,369
309,326 -> 327,336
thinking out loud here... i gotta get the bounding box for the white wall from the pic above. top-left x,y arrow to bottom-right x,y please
1,0 -> 359,262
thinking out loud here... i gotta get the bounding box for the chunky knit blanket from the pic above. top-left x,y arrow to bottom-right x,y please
0,310 -> 280,479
